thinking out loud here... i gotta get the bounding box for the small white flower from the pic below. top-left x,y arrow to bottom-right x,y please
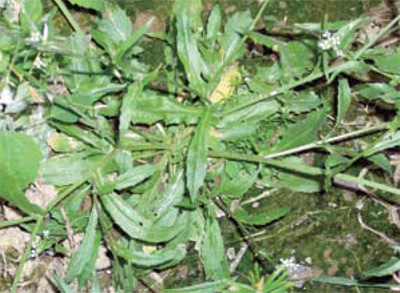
30,248 -> 37,258
43,230 -> 50,237
34,57 -> 46,69
28,31 -> 41,43
318,30 -> 345,57
278,256 -> 300,273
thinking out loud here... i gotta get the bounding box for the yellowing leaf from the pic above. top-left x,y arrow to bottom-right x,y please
209,63 -> 241,104
47,133 -> 86,153
143,245 -> 157,254
209,126 -> 223,139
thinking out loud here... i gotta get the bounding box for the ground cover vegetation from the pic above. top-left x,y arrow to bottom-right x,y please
0,0 -> 400,292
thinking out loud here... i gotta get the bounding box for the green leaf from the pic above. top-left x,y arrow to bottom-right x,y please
0,132 -> 44,214
47,133 -> 86,153
119,82 -> 143,139
173,0 -> 203,31
20,0 -> 43,32
335,17 -> 367,51
364,257 -> 400,277
248,32 -> 287,49
52,274 -> 74,293
221,96 -> 279,125
91,272 -> 101,293
129,93 -> 201,125
373,51 -> 400,74
286,91 -> 322,114
115,164 -> 157,190
363,130 -> 400,158
233,205 -> 290,225
113,242 -> 186,267
97,3 -> 132,44
200,205 -> 229,280
220,122 -> 259,141
275,157 -> 323,193
313,276 -> 392,288
187,107 -> 213,200
220,11 -> 253,63
115,19 -> 153,64
336,78 -> 351,126
313,276 -> 361,286
66,0 -> 104,11
271,109 -> 325,152
206,5 -> 221,47
213,170 -> 258,198
162,280 -> 227,293
41,152 -> 104,186
279,40 -> 318,78
356,83 -> 400,102
367,153 -> 392,174
101,193 -> 185,243
147,170 -> 185,220
65,208 -> 100,283
176,10 -> 208,94
64,33 -> 98,93
50,122 -> 110,150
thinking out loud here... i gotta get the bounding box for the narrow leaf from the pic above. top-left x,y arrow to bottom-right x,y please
206,5 -> 221,47
176,10 -> 208,93
119,82 -> 143,139
113,242 -> 186,267
52,274 -> 74,293
200,205 -> 229,280
116,164 -> 157,190
187,107 -> 213,200
115,19 -> 153,64
65,208 -> 99,283
364,257 -> 400,277
336,78 -> 351,127
162,280 -> 227,293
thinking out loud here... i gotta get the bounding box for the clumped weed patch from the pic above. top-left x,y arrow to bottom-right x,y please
0,0 -> 400,292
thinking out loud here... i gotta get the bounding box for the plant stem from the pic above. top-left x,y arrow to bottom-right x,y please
263,123 -> 389,159
334,173 -> 400,197
249,0 -> 271,32
0,216 -> 37,229
209,151 -> 324,176
52,0 -> 83,34
209,151 -> 400,197
10,216 -> 44,293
